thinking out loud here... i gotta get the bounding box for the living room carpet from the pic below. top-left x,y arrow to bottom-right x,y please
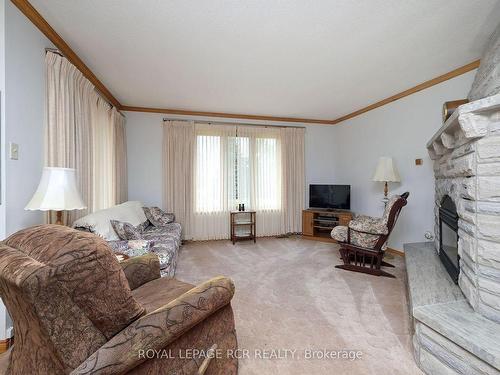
176,237 -> 422,375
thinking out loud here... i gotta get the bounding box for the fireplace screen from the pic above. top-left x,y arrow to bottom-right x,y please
439,195 -> 459,283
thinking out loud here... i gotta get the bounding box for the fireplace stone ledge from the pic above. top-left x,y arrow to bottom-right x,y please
405,242 -> 500,374
428,93 -> 500,322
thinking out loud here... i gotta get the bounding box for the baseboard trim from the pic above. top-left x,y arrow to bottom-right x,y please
0,337 -> 13,354
386,248 -> 404,257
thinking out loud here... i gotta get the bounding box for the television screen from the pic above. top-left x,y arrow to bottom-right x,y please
309,185 -> 350,210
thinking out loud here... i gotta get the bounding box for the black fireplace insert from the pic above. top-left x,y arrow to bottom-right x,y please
439,195 -> 460,284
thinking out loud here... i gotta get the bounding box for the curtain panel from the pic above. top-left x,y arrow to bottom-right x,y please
280,127 -> 305,233
162,120 -> 305,241
163,120 -> 195,239
45,51 -> 127,224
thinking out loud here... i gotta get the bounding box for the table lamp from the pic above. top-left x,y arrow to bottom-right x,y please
372,157 -> 400,201
25,167 -> 86,225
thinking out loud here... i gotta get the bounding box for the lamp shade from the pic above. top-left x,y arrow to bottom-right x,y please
25,167 -> 86,211
372,157 -> 401,182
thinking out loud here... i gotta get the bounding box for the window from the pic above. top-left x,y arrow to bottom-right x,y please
195,135 -> 222,213
194,129 -> 281,214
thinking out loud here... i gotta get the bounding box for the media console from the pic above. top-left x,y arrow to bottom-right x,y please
302,209 -> 353,243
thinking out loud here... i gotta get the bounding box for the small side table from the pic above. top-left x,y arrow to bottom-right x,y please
230,211 -> 256,245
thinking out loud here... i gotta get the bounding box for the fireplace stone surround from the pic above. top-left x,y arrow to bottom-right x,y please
403,94 -> 500,375
428,93 -> 500,322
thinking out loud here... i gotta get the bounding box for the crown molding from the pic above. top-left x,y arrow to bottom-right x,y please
13,0 -> 480,125
11,0 -> 122,109
330,60 -> 480,125
121,106 -> 333,124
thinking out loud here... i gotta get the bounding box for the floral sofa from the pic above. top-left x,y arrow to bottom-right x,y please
73,201 -> 181,277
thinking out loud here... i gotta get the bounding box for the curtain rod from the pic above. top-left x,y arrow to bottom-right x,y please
45,48 -> 125,118
162,118 -> 306,129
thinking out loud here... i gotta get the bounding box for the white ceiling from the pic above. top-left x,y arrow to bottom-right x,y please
30,0 -> 500,120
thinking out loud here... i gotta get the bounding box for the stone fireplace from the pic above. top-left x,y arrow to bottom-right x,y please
404,21 -> 500,375
402,94 -> 500,375
428,93 -> 500,323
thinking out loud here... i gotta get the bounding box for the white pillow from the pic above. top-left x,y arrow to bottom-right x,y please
73,201 -> 148,240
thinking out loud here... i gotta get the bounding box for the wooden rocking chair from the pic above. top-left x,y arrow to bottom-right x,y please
331,192 -> 409,278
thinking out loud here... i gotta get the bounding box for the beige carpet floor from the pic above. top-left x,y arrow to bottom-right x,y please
176,237 -> 422,375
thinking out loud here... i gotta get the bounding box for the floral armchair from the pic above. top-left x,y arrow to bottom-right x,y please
331,192 -> 409,278
0,225 -> 238,374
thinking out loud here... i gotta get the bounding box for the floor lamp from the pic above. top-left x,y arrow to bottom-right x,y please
372,157 -> 400,203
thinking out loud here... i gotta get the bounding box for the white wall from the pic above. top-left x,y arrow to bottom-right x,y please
0,1 -> 53,339
3,2 -> 53,236
125,112 -> 337,207
125,112 -> 164,206
126,72 -> 476,251
332,70 -> 476,250
0,0 -> 7,343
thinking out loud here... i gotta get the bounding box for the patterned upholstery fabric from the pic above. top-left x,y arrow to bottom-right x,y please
110,220 -> 144,240
120,254 -> 161,290
72,276 -> 237,375
143,207 -> 175,227
0,225 -> 238,375
348,216 -> 388,235
0,225 -> 146,374
331,194 -> 401,249
76,210 -> 182,277
382,195 -> 401,224
331,225 -> 381,249
108,239 -> 154,257
141,222 -> 182,277
331,226 -> 347,243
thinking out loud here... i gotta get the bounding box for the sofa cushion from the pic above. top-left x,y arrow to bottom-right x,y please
107,239 -> 155,257
4,225 -> 146,339
110,220 -> 143,240
73,201 -> 148,240
382,195 -> 401,224
143,207 -> 175,227
348,216 -> 388,235
131,277 -> 194,313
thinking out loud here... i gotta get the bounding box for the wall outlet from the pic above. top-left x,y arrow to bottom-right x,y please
5,327 -> 13,339
9,142 -> 19,160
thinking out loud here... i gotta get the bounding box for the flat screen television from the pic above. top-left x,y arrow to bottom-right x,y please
309,184 -> 350,210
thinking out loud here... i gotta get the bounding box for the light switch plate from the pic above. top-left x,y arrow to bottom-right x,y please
9,142 -> 19,160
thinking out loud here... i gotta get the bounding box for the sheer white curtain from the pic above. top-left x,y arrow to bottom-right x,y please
192,123 -> 237,240
237,126 -> 283,236
162,120 -> 305,240
91,97 -> 115,211
45,51 -> 127,224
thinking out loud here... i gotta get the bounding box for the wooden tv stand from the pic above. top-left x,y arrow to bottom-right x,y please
302,209 -> 353,243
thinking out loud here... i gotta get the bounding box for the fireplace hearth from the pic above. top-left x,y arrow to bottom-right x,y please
439,195 -> 459,283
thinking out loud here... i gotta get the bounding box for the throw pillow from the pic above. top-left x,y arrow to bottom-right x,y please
110,220 -> 143,240
143,207 -> 175,227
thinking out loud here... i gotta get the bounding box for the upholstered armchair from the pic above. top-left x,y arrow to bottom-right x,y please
331,192 -> 409,278
0,225 -> 238,375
